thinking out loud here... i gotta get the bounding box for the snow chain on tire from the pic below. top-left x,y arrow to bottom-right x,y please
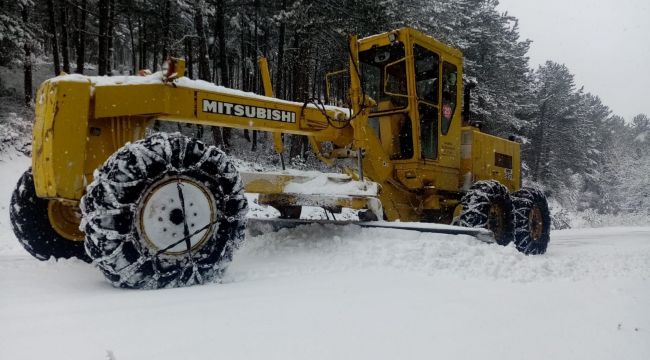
459,180 -> 514,246
80,133 -> 248,289
10,169 -> 91,262
512,187 -> 551,255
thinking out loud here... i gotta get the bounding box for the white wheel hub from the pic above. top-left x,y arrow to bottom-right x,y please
138,176 -> 217,255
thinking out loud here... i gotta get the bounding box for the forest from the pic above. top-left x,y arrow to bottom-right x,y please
1,0 -> 648,224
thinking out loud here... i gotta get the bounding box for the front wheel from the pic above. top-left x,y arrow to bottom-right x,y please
512,187 -> 551,255
81,133 -> 248,289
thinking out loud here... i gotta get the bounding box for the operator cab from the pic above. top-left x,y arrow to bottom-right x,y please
357,28 -> 464,192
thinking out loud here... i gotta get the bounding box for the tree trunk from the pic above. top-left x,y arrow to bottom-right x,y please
185,38 -> 194,79
138,17 -> 146,70
215,0 -> 228,85
275,0 -> 287,98
152,30 -> 158,72
75,0 -> 87,73
211,0 -> 230,149
161,0 -> 171,64
289,33 -> 309,159
251,0 -> 261,151
127,14 -> 137,74
193,0 -> 211,81
97,0 -> 109,75
58,0 -> 70,73
239,12 -> 251,142
191,2 -> 210,141
107,0 -> 115,74
21,4 -> 32,105
46,0 -> 60,76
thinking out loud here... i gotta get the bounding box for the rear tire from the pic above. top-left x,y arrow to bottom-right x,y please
459,180 -> 514,246
9,169 -> 90,262
512,187 -> 551,255
80,133 -> 248,289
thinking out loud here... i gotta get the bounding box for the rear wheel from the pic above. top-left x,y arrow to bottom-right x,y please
80,133 -> 248,289
512,187 -> 551,255
9,169 -> 90,262
459,180 -> 514,246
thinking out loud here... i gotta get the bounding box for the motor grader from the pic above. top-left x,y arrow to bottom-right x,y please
10,27 -> 550,289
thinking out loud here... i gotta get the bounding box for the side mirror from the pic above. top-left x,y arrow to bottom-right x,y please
383,58 -> 408,97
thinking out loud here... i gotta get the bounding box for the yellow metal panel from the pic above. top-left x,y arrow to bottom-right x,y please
32,80 -> 91,200
462,128 -> 520,192
258,57 -> 274,97
32,81 -> 53,197
83,116 -> 149,186
94,84 -> 195,119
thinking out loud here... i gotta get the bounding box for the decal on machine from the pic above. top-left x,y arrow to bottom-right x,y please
202,99 -> 296,123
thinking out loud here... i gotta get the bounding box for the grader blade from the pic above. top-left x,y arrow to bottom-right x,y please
247,218 -> 495,243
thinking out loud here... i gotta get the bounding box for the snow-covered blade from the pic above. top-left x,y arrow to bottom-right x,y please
242,170 -> 384,218
241,170 -> 378,197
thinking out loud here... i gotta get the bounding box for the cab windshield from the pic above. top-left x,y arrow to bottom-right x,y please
359,42 -> 406,112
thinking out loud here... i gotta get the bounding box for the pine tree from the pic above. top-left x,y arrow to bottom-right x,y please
527,62 -> 583,198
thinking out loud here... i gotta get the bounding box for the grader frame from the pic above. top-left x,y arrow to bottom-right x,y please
10,27 -> 554,290
32,28 -> 519,236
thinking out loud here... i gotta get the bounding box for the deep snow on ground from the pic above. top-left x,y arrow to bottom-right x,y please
1,155 -> 649,360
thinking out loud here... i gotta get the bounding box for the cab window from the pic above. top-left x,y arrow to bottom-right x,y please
414,44 -> 439,105
414,44 -> 440,160
441,62 -> 458,135
359,42 -> 407,111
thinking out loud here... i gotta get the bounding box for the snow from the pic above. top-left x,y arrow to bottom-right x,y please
1,155 -> 649,360
48,72 -> 351,117
49,72 -> 166,86
241,170 -> 378,196
282,173 -> 376,196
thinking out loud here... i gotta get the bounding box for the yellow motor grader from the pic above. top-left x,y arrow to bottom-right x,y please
10,28 -> 550,289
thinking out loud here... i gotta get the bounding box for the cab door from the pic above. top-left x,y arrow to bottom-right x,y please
412,43 -> 440,161
412,41 -> 462,191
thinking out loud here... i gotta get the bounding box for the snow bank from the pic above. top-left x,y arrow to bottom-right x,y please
230,223 -> 650,283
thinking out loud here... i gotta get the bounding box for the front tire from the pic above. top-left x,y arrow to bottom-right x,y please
80,133 -> 248,289
459,180 -> 514,246
512,187 -> 551,255
9,169 -> 90,262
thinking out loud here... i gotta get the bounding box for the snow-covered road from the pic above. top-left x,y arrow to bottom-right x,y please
1,156 -> 649,360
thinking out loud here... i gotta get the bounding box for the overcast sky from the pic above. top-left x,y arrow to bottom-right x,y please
496,0 -> 650,121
